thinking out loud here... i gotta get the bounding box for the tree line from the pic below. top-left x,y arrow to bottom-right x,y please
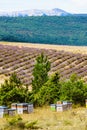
0,16 -> 87,46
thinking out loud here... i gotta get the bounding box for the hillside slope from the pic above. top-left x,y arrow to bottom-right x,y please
0,43 -> 87,86
0,16 -> 87,46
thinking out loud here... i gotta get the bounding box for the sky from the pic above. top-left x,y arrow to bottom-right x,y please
0,0 -> 87,14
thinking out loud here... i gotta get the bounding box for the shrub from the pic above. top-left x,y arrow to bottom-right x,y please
60,74 -> 87,105
0,73 -> 30,106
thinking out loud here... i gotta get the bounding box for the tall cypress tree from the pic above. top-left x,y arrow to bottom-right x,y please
32,53 -> 50,93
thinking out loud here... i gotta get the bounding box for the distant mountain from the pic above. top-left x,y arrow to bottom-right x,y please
0,8 -> 71,17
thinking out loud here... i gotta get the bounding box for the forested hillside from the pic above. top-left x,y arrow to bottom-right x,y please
0,16 -> 87,46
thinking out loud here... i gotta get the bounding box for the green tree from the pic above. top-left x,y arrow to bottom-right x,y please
0,73 -> 29,107
34,72 -> 61,106
60,74 -> 87,105
32,53 -> 50,93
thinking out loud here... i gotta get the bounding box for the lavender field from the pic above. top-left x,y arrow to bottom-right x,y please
0,43 -> 87,86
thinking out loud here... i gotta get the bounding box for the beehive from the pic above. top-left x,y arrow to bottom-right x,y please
56,104 -> 67,112
8,109 -> 16,116
0,106 -> 8,118
28,104 -> 33,113
63,101 -> 72,110
17,103 -> 28,114
50,104 -> 56,111
11,103 -> 17,110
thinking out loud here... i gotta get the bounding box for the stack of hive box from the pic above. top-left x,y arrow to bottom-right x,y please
0,103 -> 34,118
11,103 -> 34,114
50,101 -> 72,112
56,101 -> 67,112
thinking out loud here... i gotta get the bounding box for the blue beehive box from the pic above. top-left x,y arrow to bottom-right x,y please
0,106 -> 8,118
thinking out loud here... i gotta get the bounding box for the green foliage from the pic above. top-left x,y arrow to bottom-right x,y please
3,115 -> 24,130
25,120 -> 39,129
33,72 -> 61,106
0,73 -> 30,106
0,16 -> 87,46
1,55 -> 87,107
4,116 -> 40,130
32,53 -> 50,93
32,70 -> 87,106
32,53 -> 51,106
7,115 -> 22,126
9,72 -> 22,87
32,68 -> 87,106
60,74 -> 87,105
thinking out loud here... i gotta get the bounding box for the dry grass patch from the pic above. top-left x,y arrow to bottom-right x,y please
0,41 -> 87,54
0,107 -> 87,130
0,75 -> 9,87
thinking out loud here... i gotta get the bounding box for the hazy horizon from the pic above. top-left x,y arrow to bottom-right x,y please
0,0 -> 87,14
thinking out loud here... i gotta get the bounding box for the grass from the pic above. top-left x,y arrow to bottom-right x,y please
0,106 -> 87,130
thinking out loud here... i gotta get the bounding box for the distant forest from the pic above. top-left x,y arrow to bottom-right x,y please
0,16 -> 87,46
